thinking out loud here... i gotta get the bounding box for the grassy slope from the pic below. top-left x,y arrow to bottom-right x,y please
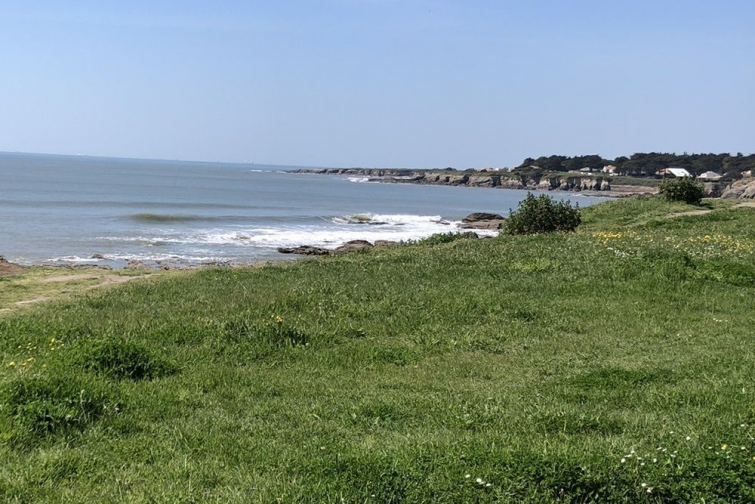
1,198 -> 755,503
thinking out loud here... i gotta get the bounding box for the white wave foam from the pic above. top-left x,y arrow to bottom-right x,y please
50,252 -> 223,263
347,176 -> 371,183
96,213 -> 496,251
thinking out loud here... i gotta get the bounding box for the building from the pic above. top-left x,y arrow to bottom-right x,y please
657,167 -> 692,178
696,171 -> 722,181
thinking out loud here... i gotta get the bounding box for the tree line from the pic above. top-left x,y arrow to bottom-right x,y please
514,152 -> 755,178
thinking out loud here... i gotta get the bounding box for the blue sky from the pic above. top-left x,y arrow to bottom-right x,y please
0,0 -> 752,168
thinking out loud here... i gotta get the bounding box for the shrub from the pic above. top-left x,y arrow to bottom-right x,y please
77,338 -> 176,381
418,232 -> 478,245
659,177 -> 704,205
504,193 -> 581,235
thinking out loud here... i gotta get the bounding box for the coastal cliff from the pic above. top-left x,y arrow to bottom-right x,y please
289,168 -> 613,193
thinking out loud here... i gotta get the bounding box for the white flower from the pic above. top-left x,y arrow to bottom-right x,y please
465,474 -> 471,479
485,483 -> 491,488
621,458 -> 626,463
476,478 -> 483,484
641,483 -> 647,488
686,436 -> 691,441
652,458 -> 657,463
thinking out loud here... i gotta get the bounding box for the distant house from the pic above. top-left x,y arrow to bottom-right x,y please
579,167 -> 593,173
657,167 -> 692,178
697,171 -> 722,181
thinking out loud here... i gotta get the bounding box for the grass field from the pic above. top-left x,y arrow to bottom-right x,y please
1,197 -> 754,503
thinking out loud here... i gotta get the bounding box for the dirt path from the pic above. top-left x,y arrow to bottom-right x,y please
0,272 -> 154,314
663,209 -> 713,219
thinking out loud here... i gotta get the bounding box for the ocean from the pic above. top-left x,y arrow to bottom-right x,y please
0,152 -> 610,267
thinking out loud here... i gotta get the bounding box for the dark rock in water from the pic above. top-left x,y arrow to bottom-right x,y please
91,253 -> 105,260
374,240 -> 399,247
125,260 -> 152,270
462,212 -> 504,223
277,246 -> 330,256
334,240 -> 373,254
460,212 -> 505,230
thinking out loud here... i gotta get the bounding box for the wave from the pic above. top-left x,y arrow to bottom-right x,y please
130,213 -> 214,223
347,176 -> 371,183
331,213 -> 450,226
99,213 -> 478,250
49,253 -> 223,264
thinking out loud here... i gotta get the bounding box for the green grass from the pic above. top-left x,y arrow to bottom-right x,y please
1,198 -> 755,502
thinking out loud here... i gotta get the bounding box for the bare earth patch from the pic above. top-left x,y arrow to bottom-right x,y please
664,209 -> 713,219
0,269 -> 156,313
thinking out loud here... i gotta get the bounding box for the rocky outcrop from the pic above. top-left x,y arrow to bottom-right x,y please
289,169 -> 612,193
374,240 -> 399,247
125,260 -> 152,270
334,240 -> 373,254
722,178 -> 755,199
703,183 -> 723,198
277,245 -> 330,256
459,213 -> 505,230
0,257 -> 24,277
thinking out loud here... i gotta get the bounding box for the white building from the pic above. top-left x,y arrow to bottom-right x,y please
657,167 -> 692,178
697,171 -> 722,181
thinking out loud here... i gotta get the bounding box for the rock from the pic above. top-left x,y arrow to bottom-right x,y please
0,257 -> 24,277
721,178 -> 755,199
125,260 -> 152,270
703,182 -> 722,198
277,246 -> 330,256
462,212 -> 505,223
460,212 -> 505,230
91,253 -> 105,260
374,240 -> 399,247
334,240 -> 373,254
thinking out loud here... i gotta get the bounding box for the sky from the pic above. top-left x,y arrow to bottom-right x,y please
0,0 -> 753,168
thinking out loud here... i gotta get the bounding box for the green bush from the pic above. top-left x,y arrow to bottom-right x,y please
418,232 -> 478,245
504,193 -> 581,235
659,177 -> 704,205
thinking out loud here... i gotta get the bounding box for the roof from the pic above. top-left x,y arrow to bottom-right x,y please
697,171 -> 722,180
664,168 -> 692,178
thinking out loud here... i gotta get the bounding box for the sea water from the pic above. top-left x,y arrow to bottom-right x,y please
0,152 -> 610,267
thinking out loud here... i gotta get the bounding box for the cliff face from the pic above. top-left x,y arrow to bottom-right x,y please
290,169 -> 612,192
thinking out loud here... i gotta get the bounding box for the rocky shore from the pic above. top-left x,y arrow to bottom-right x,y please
290,168 -> 755,199
288,168 -> 624,194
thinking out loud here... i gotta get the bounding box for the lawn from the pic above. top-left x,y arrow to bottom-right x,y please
1,197 -> 754,503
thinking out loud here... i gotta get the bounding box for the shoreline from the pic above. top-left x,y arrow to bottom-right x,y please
288,168 -> 659,197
